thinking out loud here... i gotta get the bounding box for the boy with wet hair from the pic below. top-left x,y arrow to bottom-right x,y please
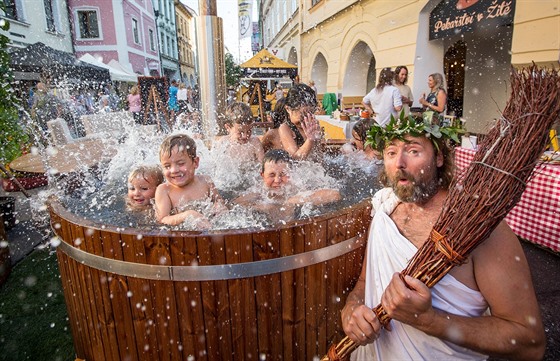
126,165 -> 164,212
214,101 -> 264,163
155,133 -> 224,227
235,149 -> 341,219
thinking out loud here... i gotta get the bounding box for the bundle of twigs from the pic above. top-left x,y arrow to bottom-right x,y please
322,65 -> 560,361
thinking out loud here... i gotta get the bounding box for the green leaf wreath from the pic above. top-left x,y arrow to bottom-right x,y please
365,111 -> 464,152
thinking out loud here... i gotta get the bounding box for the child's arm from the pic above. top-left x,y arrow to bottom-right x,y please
251,137 -> 265,162
204,176 -> 228,215
286,189 -> 341,206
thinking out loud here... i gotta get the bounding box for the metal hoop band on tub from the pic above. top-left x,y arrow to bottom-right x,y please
55,235 -> 363,281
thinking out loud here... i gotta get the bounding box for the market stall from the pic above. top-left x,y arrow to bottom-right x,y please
240,49 -> 297,119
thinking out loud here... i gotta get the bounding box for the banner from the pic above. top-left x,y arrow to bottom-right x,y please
429,0 -> 516,40
238,0 -> 253,39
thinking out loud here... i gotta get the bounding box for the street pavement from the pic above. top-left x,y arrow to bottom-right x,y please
1,185 -> 559,359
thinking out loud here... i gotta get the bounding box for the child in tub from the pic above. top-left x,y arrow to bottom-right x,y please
155,133 -> 225,228
214,102 -> 265,163
126,165 -> 164,212
235,149 -> 341,219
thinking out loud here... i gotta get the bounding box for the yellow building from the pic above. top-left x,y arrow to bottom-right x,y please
261,0 -> 560,134
175,1 -> 198,87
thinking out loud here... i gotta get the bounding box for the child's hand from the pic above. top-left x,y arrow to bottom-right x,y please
301,113 -> 321,141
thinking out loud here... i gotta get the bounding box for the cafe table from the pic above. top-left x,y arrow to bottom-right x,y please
315,115 -> 357,140
9,138 -> 117,175
455,146 -> 560,253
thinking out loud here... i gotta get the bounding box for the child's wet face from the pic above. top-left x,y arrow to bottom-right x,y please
261,161 -> 290,189
128,176 -> 158,207
160,146 -> 199,187
227,123 -> 253,144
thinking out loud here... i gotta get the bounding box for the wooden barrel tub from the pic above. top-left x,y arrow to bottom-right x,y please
49,198 -> 372,361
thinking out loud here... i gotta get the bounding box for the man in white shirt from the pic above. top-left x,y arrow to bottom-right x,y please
362,68 -> 402,127
394,65 -> 414,116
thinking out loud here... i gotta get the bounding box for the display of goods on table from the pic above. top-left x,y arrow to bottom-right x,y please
323,65 -> 560,360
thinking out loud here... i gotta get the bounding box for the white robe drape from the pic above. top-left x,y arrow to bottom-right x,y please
351,188 -> 489,360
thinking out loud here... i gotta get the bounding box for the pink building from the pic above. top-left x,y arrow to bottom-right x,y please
68,0 -> 161,76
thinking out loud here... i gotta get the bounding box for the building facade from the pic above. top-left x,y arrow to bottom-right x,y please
67,0 -> 160,76
1,0 -> 73,52
261,0 -> 560,134
154,0 -> 179,80
174,0 -> 197,86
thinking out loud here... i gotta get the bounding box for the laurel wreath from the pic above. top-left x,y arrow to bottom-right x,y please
365,111 -> 464,152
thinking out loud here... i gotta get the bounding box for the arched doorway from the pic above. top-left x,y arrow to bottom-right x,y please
444,41 -> 466,117
287,47 -> 298,66
342,41 -> 375,96
310,53 -> 328,94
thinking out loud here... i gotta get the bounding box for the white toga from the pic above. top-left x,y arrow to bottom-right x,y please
351,188 -> 489,360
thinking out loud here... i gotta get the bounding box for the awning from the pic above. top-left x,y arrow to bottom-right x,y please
8,42 -> 110,84
79,54 -> 138,82
240,49 -> 298,78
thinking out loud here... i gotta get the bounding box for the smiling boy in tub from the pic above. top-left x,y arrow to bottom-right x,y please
155,134 -> 225,228
213,102 -> 265,163
234,149 -> 341,219
126,165 -> 164,212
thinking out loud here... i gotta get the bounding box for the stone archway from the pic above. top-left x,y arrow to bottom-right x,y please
342,41 -> 375,96
310,52 -> 328,94
287,47 -> 298,66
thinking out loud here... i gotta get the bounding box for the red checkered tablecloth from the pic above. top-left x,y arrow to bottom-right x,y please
455,147 -> 560,253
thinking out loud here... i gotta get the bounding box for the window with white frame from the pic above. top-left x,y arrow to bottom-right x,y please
43,0 -> 55,32
4,0 -> 23,21
149,29 -> 155,51
166,35 -> 171,55
77,9 -> 100,39
132,18 -> 140,44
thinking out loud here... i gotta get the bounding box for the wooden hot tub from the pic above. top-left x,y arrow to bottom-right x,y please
49,198 -> 372,360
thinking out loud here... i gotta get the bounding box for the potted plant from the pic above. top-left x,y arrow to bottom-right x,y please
0,13 -> 47,191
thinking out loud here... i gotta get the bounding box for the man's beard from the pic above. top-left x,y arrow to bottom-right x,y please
386,164 -> 440,204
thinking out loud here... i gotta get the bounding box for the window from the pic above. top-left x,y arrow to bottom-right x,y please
171,39 -> 175,58
149,29 -> 155,51
132,18 -> 139,44
77,10 -> 100,39
166,35 -> 171,55
43,0 -> 55,31
311,0 -> 322,7
4,0 -> 21,21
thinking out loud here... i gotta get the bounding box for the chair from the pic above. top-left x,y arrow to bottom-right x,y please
47,118 -> 76,146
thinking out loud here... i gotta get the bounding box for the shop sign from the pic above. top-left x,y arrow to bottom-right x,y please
430,0 -> 516,40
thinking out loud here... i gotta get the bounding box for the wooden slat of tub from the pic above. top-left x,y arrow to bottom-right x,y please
59,219 -> 94,360
102,231 -> 139,361
170,237 -> 207,360
280,225 -> 306,360
121,232 -> 159,361
145,236 -> 182,360
198,235 -> 233,359
225,233 -> 258,359
51,214 -> 86,358
305,220 -> 328,359
70,223 -> 112,361
325,214 -> 348,348
252,230 -> 282,360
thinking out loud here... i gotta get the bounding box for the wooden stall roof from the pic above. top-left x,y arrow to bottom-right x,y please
240,49 -> 297,79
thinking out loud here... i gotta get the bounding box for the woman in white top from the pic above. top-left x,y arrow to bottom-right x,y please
362,68 -> 403,127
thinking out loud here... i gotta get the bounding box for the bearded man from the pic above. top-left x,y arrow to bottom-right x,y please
341,128 -> 545,360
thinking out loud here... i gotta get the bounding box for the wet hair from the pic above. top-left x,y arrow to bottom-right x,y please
429,73 -> 446,93
394,66 -> 409,84
285,83 -> 317,110
376,68 -> 394,90
224,102 -> 254,126
159,133 -> 197,160
378,137 -> 455,191
271,98 -> 288,129
261,149 -> 293,173
128,165 -> 164,186
352,118 -> 375,144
